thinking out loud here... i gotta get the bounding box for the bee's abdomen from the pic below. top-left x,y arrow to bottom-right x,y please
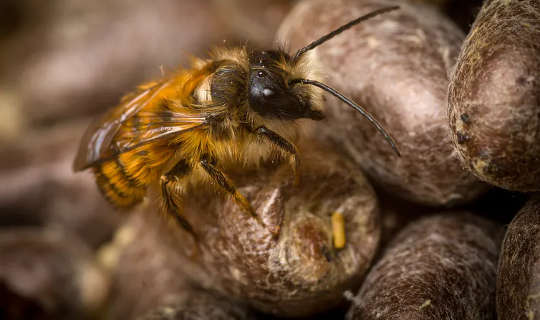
93,153 -> 151,208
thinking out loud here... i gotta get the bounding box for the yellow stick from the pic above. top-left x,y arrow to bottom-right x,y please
332,212 -> 346,249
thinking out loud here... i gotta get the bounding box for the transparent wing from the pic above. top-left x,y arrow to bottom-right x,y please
73,80 -> 207,171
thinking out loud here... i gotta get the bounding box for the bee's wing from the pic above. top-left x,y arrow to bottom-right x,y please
73,79 -> 206,171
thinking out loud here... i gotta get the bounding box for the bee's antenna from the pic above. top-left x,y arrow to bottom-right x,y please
289,78 -> 400,157
292,6 -> 399,63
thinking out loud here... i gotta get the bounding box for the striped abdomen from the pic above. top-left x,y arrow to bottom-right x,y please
93,150 -> 152,208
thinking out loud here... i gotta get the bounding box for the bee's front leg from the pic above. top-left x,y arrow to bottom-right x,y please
199,157 -> 262,225
160,161 -> 198,241
255,126 -> 299,186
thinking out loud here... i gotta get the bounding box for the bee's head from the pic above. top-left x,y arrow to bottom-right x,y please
250,6 -> 401,157
247,50 -> 324,121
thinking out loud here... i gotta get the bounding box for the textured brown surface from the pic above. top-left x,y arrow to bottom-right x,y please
277,0 -> 488,206
0,228 -> 109,320
448,0 -> 540,192
106,149 -> 380,318
497,195 -> 540,320
347,213 -> 503,320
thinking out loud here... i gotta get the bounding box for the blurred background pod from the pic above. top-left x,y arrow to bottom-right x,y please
0,0 -> 233,132
0,228 -> 109,320
0,122 -> 122,249
277,0 -> 489,207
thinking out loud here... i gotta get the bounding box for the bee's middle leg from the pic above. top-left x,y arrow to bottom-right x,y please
199,158 -> 261,224
160,161 -> 198,240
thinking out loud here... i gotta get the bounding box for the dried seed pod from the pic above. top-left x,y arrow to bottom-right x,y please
448,0 -> 540,192
277,0 -> 488,206
108,150 -> 380,318
346,213 -> 502,320
497,195 -> 540,320
0,228 -> 109,320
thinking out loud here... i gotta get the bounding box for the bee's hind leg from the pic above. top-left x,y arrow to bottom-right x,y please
199,157 -> 262,225
160,160 -> 198,241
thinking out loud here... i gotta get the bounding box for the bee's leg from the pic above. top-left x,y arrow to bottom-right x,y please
160,161 -> 198,241
199,158 -> 261,224
255,126 -> 299,185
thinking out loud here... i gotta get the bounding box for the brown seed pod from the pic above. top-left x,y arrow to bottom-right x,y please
0,228 -> 109,320
346,213 -> 503,320
106,149 -> 380,318
497,194 -> 540,319
448,0 -> 540,192
277,0 -> 488,206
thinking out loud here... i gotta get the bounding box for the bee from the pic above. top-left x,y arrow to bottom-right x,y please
73,6 -> 400,238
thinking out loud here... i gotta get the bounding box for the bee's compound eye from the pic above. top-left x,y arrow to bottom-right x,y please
263,88 -> 273,96
257,70 -> 267,78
